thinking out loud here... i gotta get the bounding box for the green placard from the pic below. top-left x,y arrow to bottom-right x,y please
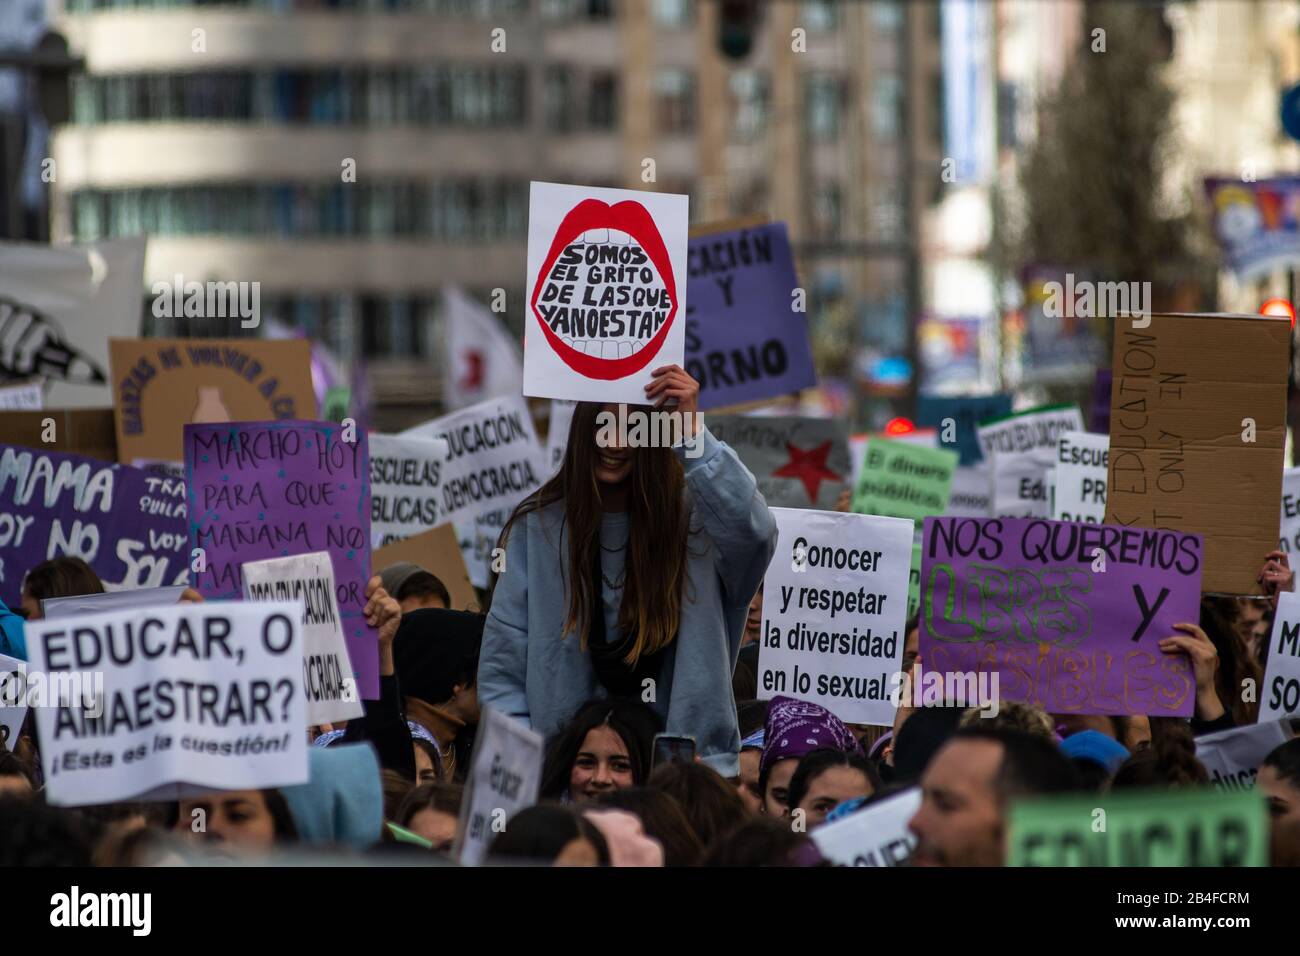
1007,787 -> 1268,867
852,437 -> 958,522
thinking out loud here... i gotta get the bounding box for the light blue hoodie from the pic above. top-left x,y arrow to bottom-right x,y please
479,426 -> 777,777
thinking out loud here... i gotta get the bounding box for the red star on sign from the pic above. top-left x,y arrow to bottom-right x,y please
772,440 -> 842,504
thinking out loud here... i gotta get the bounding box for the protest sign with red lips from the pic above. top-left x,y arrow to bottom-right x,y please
524,181 -> 688,403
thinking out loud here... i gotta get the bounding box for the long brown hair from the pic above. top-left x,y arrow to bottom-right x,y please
501,401 -> 692,665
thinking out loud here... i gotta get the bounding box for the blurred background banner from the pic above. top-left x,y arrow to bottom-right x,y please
1205,177 -> 1300,281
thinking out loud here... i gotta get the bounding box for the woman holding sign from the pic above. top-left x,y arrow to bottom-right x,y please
480,365 -> 777,777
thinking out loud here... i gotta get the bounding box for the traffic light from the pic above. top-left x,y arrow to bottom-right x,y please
717,0 -> 762,61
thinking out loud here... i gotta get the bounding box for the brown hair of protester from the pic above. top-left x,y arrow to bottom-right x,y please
497,401 -> 696,667
20,556 -> 105,619
700,816 -> 822,867
1110,720 -> 1208,789
594,786 -> 705,866
1200,595 -> 1264,725
540,698 -> 662,800
647,759 -> 748,849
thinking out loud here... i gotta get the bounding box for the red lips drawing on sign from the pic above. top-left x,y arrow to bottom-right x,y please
529,198 -> 679,381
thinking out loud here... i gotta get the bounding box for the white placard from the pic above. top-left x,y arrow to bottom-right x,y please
523,181 -> 688,403
757,508 -> 912,726
547,399 -> 577,477
27,601 -> 307,806
242,551 -> 363,726
0,653 -> 27,752
0,381 -> 43,410
1280,467 -> 1300,555
1052,431 -> 1109,524
42,586 -> 188,619
945,464 -> 991,517
978,406 -> 1084,518
811,786 -> 921,867
455,707 -> 544,866
368,433 -> 451,547
400,394 -> 547,529
1195,719 -> 1294,793
1261,590 -> 1300,721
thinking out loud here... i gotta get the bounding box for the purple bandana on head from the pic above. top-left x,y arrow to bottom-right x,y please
760,695 -> 863,778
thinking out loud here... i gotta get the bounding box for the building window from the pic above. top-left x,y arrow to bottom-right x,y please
809,181 -> 842,240
729,69 -> 768,141
804,74 -> 844,141
587,72 -> 618,129
652,0 -> 692,28
544,66 -> 573,132
871,0 -> 903,32
871,72 -> 900,142
654,68 -> 694,134
800,0 -> 838,32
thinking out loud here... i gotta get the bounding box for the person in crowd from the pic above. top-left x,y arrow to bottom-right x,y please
732,651 -> 758,703
380,768 -> 415,822
280,743 -> 385,852
18,556 -> 104,621
758,695 -> 863,817
581,808 -> 665,866
479,366 -> 778,776
0,744 -> 34,796
1195,599 -> 1262,728
0,797 -> 94,867
786,748 -> 880,829
1260,738 -> 1300,867
0,596 -> 26,659
395,782 -> 463,854
380,562 -> 452,613
595,787 -> 704,866
172,789 -> 298,854
699,817 -> 824,867
487,804 -> 609,866
888,705 -> 964,785
742,584 -> 763,647
1058,730 -> 1130,792
958,700 -> 1055,739
392,607 -> 484,780
647,759 -> 748,848
1258,549 -> 1295,614
908,726 -> 1079,867
409,723 -> 444,784
540,698 -> 662,803
734,717 -> 766,814
1110,721 -> 1208,789
1053,713 -> 1151,753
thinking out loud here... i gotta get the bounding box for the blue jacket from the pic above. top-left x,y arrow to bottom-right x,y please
478,426 -> 777,776
0,598 -> 25,660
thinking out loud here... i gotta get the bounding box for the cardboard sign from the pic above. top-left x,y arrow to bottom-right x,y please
916,393 -> 1012,466
0,445 -> 189,608
1007,788 -> 1268,866
0,382 -> 43,410
852,438 -> 958,522
0,653 -> 26,752
758,509 -> 912,726
978,405 -> 1085,518
184,420 -> 377,699
110,337 -> 317,465
0,237 -> 145,408
524,181 -> 688,403
1261,590 -> 1300,721
242,551 -> 364,726
372,524 -> 477,612
1280,467 -> 1300,555
1051,431 -> 1109,524
919,516 -> 1204,716
810,787 -> 920,867
455,707 -> 544,866
0,408 -> 118,460
1196,719 -> 1294,794
42,586 -> 188,619
684,222 -> 815,409
368,433 -> 451,547
1107,314 -> 1290,595
946,464 -> 991,517
705,415 -> 849,510
27,601 -> 308,806
400,394 -> 548,529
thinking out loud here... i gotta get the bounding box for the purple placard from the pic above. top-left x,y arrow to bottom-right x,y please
685,221 -> 816,409
1091,368 -> 1112,434
0,444 -> 188,608
919,516 -> 1203,716
184,420 -> 377,698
